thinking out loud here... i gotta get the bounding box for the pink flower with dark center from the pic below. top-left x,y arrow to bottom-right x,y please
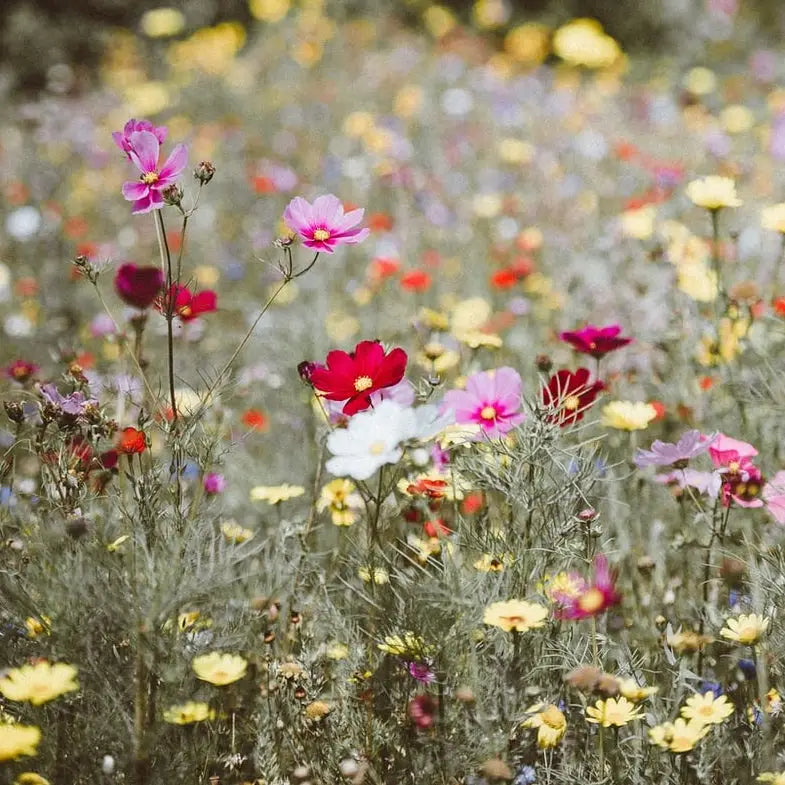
708,434 -> 758,468
121,131 -> 188,214
283,194 -> 370,253
112,119 -> 167,158
5,359 -> 39,384
408,694 -> 438,729
441,367 -> 525,439
114,263 -> 165,309
559,324 -> 633,358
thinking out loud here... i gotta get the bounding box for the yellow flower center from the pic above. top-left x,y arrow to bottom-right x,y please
563,394 -> 580,411
697,704 -> 715,717
578,588 -> 605,613
313,228 -> 331,241
728,460 -> 740,473
178,305 -> 192,318
141,171 -> 160,185
480,406 -> 497,420
354,375 -> 373,392
369,440 -> 386,456
542,705 -> 565,728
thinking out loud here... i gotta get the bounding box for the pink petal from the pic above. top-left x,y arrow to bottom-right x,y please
312,194 -> 341,225
132,194 -> 154,214
159,143 -> 188,181
283,197 -> 313,234
333,207 -> 365,232
122,181 -> 149,201
127,131 -> 160,173
332,227 -> 370,244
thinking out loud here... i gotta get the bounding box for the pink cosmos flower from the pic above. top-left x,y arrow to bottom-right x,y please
283,194 -> 370,253
556,555 -> 621,620
121,131 -> 188,214
706,434 -> 763,508
113,119 -> 167,158
763,471 -> 785,524
708,434 -> 758,467
441,367 -> 525,439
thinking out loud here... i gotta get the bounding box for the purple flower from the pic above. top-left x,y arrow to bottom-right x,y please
406,661 -> 436,684
283,194 -> 370,253
112,119 -> 167,158
654,468 -> 723,497
121,131 -> 188,214
203,472 -> 226,495
634,430 -> 717,468
39,384 -> 97,417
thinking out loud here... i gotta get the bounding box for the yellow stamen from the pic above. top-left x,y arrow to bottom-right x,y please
369,440 -> 386,456
578,588 -> 605,613
354,375 -> 373,392
313,228 -> 330,241
141,171 -> 160,185
563,394 -> 580,411
480,406 -> 497,420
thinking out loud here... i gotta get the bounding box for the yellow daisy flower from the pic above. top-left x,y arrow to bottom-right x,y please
0,723 -> 41,761
585,697 -> 643,727
318,479 -> 362,526
601,401 -> 657,431
522,703 -> 567,748
163,701 -> 215,725
655,717 -> 711,753
680,692 -> 734,725
220,520 -> 255,544
758,773 -> 785,785
720,614 -> 770,645
483,600 -> 548,633
250,483 -> 305,504
191,652 -> 247,686
0,662 -> 79,705
616,678 -> 659,702
686,176 -> 742,210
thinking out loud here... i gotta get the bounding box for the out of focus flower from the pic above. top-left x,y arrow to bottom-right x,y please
616,678 -> 658,702
159,284 -> 217,322
121,130 -> 187,214
761,204 -> 785,233
601,401 -> 657,431
763,470 -> 785,524
112,119 -> 167,158
522,704 -> 567,748
408,693 -> 437,728
541,368 -> 604,426
117,427 -> 146,454
283,194 -> 369,253
649,718 -> 710,752
686,176 -> 741,210
203,472 -> 225,494
220,520 -> 254,543
0,662 -> 78,705
250,484 -> 304,504
317,478 -> 362,526
378,632 -> 432,658
552,18 -> 621,69
441,367 -> 525,439
483,599 -> 548,632
192,652 -> 247,685
758,773 -> 785,785
0,724 -> 41,761
556,555 -> 620,620
560,324 -> 632,358
585,697 -> 642,726
163,701 -> 214,724
114,264 -> 164,309
720,614 -> 769,645
634,430 -> 716,468
4,360 -> 38,384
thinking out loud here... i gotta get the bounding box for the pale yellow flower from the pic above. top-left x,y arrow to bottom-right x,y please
686,176 -> 742,210
163,701 -> 215,725
0,724 -> 41,761
552,18 -> 621,69
250,483 -> 305,504
585,697 -> 643,727
140,7 -> 185,37
601,401 -> 657,431
192,652 -> 247,686
761,204 -> 785,233
14,774 -> 51,785
683,66 -> 717,95
621,206 -> 655,240
504,23 -> 550,65
616,678 -> 658,702
220,520 -> 255,544
680,692 -> 734,726
758,772 -> 785,785
318,478 -> 362,526
304,700 -> 331,720
720,614 -> 769,645
721,104 -> 754,134
326,642 -> 349,660
483,600 -> 548,633
0,662 -> 78,705
358,565 -> 390,584
677,263 -> 718,303
522,703 -> 567,748
378,632 -> 432,658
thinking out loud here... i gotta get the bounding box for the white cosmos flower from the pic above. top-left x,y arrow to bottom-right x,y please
326,401 -> 452,481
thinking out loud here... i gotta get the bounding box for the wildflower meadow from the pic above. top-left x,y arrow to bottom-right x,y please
4,1 -> 785,783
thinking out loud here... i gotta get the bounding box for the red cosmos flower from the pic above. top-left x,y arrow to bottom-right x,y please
308,340 -> 408,416
400,269 -> 432,292
559,324 -> 633,358
368,257 -> 401,281
117,427 -> 146,454
423,518 -> 452,538
158,284 -> 217,322
557,555 -> 621,621
114,263 -> 165,309
5,359 -> 39,384
541,368 -> 604,426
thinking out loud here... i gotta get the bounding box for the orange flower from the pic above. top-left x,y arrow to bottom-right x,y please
368,212 -> 394,232
490,269 -> 518,289
400,269 -> 432,292
242,408 -> 269,431
118,427 -> 146,454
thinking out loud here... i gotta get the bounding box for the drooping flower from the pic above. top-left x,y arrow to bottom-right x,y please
283,194 -> 370,253
616,678 -> 659,702
441,367 -> 525,439
308,340 -> 407,416
601,400 -> 657,431
158,284 -> 217,322
0,723 -> 41,761
522,704 -> 567,748
720,614 -> 770,645
114,263 -> 165,309
680,692 -> 734,725
163,701 -> 215,724
112,118 -> 167,158
634,430 -> 716,468
541,368 -> 604,425
483,599 -> 549,632
585,697 -> 643,727
121,130 -> 188,214
686,176 -> 742,210
220,520 -> 254,544
559,324 -> 632,358
556,555 -> 621,620
0,662 -> 79,705
192,652 -> 247,686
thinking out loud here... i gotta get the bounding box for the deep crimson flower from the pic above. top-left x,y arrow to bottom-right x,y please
158,284 -> 217,322
309,340 -> 407,416
556,555 -> 621,620
114,263 -> 165,309
5,359 -> 39,384
408,694 -> 438,729
118,427 -> 146,454
541,368 -> 604,426
559,324 -> 633,358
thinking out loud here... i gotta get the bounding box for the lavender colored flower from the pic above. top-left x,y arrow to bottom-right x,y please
654,468 -> 723,497
514,766 -> 537,785
634,430 -> 717,468
39,383 -> 98,417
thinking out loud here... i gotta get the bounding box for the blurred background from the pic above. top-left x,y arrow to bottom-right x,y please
2,0 -> 785,92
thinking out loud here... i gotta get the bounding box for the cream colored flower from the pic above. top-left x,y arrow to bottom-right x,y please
686,176 -> 742,210
761,204 -> 785,233
680,692 -> 734,726
163,701 -> 214,725
720,614 -> 769,645
250,484 -> 305,504
0,724 -> 41,761
522,703 -> 567,748
601,401 -> 657,431
0,662 -> 78,705
191,652 -> 247,686
616,678 -> 658,702
483,599 -> 548,633
552,18 -> 621,69
585,697 -> 643,727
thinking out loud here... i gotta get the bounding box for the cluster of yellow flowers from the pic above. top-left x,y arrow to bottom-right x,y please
649,691 -> 734,753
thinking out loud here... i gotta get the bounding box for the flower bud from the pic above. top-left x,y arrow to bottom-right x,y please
3,400 -> 24,423
535,353 -> 552,372
162,183 -> 184,206
194,160 -> 216,184
297,361 -> 318,385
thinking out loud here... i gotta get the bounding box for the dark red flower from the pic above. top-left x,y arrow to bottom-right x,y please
559,324 -> 632,358
159,284 -> 217,321
309,340 -> 407,416
114,263 -> 165,309
117,427 -> 146,454
541,368 -> 604,426
4,359 -> 39,384
408,694 -> 438,729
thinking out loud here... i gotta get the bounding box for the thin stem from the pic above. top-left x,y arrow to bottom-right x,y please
154,210 -> 178,424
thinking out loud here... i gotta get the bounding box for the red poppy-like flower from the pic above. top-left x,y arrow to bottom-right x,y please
490,268 -> 519,289
5,359 -> 39,383
541,368 -> 604,426
368,257 -> 400,281
407,478 -> 449,499
400,269 -> 432,292
114,263 -> 165,309
158,284 -> 217,322
117,427 -> 146,454
559,324 -> 633,358
423,518 -> 452,538
308,340 -> 407,416
242,408 -> 268,431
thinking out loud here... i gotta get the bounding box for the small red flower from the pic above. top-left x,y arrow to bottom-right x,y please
5,359 -> 39,384
309,340 -> 407,416
114,263 -> 165,309
242,408 -> 269,431
407,478 -> 449,499
117,427 -> 146,454
423,518 -> 452,538
368,212 -> 394,232
158,284 -> 217,321
400,269 -> 432,292
559,324 -> 633,358
541,368 -> 604,426
368,257 -> 400,281
490,268 -> 519,289
461,491 -> 484,515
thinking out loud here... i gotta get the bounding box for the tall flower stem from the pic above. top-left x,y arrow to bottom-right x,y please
591,617 -> 604,777
710,208 -> 724,315
153,211 -> 178,424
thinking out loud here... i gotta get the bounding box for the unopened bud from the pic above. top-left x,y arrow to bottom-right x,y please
535,354 -> 552,373
3,401 -> 24,423
162,183 -> 184,206
194,160 -> 216,185
297,361 -> 318,385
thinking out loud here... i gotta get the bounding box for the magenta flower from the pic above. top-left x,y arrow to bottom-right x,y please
556,555 -> 621,621
559,324 -> 633,358
763,471 -> 785,524
114,263 -> 165,309
203,472 -> 226,495
708,434 -> 758,467
121,131 -> 188,214
634,430 -> 717,469
283,194 -> 370,253
440,367 -> 525,439
112,119 -> 167,158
